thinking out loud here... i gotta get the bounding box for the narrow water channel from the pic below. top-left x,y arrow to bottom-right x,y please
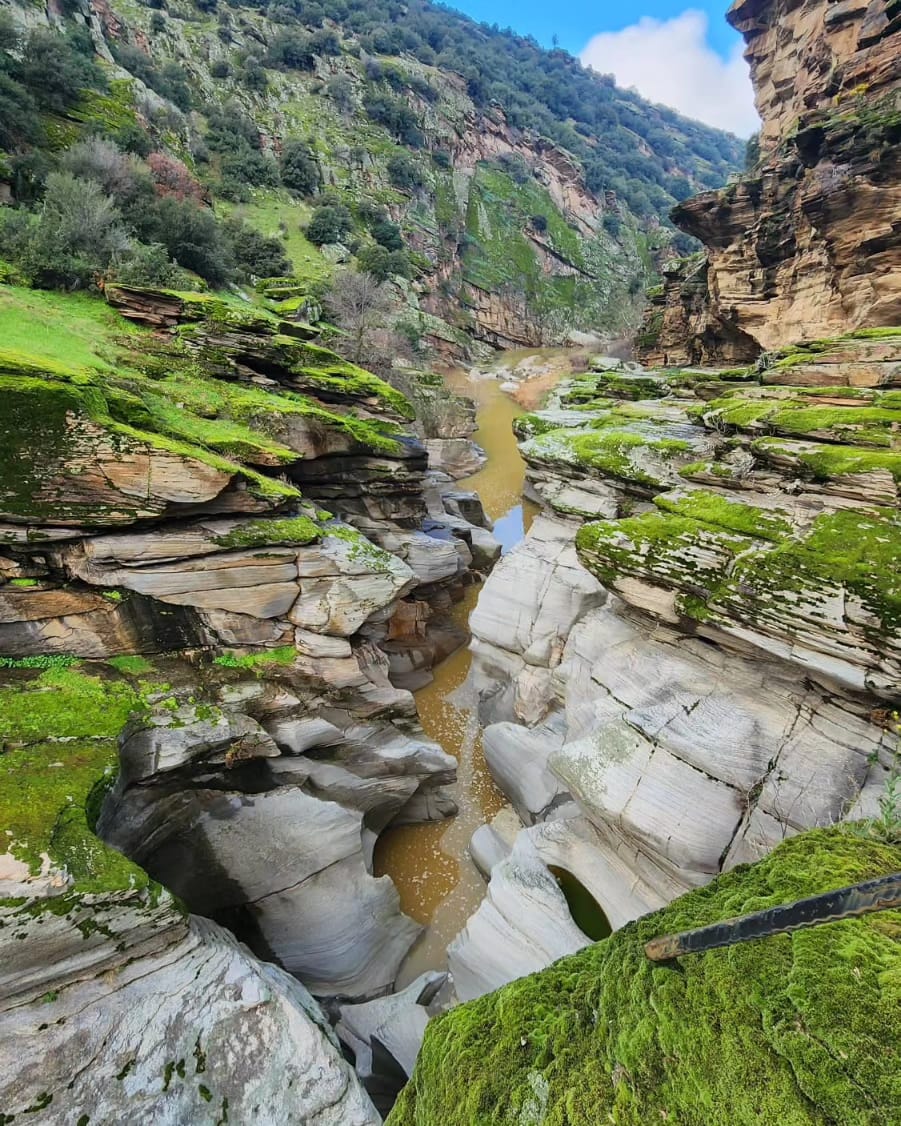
374,356 -> 569,986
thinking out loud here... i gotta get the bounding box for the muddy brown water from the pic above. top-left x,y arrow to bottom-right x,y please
373,355 -> 573,986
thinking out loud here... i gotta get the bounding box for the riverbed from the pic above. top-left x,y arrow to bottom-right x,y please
373,352 -> 575,986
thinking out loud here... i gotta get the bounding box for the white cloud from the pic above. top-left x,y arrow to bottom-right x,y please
580,10 -> 759,136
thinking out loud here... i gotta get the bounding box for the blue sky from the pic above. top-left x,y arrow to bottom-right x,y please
450,2 -> 758,134
452,0 -> 740,56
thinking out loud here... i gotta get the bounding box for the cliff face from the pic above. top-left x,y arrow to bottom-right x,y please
0,280 -> 498,1114
639,0 -> 901,363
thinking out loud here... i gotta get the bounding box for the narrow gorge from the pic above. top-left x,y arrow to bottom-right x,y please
0,0 -> 899,1122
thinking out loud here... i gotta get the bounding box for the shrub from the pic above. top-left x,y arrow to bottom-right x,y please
357,243 -> 411,281
386,151 -> 423,190
224,217 -> 292,280
371,219 -> 403,251
311,28 -> 340,56
147,151 -> 205,202
326,74 -> 354,112
280,139 -> 319,196
0,172 -> 130,288
17,28 -> 107,115
146,196 -> 233,285
108,241 -> 188,287
306,202 -> 353,246
266,29 -> 314,70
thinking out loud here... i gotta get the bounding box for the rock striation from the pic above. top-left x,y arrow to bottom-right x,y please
0,283 -> 497,1110
638,0 -> 901,362
454,339 -> 900,997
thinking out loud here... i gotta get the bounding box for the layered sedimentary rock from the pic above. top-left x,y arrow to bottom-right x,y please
0,284 -> 497,1109
638,0 -> 901,362
455,343 -> 899,995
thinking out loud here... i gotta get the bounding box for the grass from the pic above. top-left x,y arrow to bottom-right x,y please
217,189 -> 333,286
0,285 -> 144,372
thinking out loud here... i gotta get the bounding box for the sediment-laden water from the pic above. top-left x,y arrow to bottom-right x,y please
374,354 -> 572,985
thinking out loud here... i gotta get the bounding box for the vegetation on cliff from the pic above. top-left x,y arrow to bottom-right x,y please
0,0 -> 742,348
388,828 -> 901,1126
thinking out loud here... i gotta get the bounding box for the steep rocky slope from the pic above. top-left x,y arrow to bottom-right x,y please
0,280 -> 497,1114
0,0 -> 742,353
639,0 -> 900,363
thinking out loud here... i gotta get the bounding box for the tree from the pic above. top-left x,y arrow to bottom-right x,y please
386,151 -> 422,190
0,171 -> 130,288
371,219 -> 403,251
280,140 -> 319,196
324,269 -> 394,365
306,202 -> 353,246
357,243 -> 411,282
223,218 -> 292,280
146,197 -> 233,285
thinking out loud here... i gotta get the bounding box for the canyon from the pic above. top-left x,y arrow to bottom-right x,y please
0,0 -> 900,1121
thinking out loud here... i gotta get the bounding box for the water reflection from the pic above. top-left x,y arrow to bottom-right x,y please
373,363 -> 554,985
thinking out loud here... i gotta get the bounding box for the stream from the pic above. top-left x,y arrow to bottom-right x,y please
373,351 -> 576,987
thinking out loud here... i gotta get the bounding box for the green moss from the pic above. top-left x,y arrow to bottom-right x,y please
576,510 -> 750,589
0,667 -> 154,894
655,491 -> 793,542
752,439 -> 901,484
106,656 -> 155,675
212,646 -> 297,670
847,327 -> 901,341
8,578 -> 39,588
702,392 -> 901,448
731,508 -> 901,632
523,428 -> 690,489
388,828 -> 901,1126
212,516 -> 321,550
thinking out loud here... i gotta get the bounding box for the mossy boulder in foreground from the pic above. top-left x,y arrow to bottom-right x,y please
388,829 -> 901,1125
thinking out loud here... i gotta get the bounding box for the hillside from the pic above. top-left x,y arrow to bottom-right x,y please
0,0 -> 743,353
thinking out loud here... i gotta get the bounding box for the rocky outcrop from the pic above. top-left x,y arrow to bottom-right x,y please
638,0 -> 901,362
0,285 -> 499,1106
1,893 -> 380,1125
452,344 -> 898,998
389,829 -> 901,1126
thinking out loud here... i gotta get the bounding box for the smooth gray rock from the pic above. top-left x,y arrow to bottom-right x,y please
0,891 -> 378,1125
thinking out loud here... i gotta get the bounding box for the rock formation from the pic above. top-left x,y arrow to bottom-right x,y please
452,333 -> 899,996
389,829 -> 901,1125
638,0 -> 901,363
0,283 -> 498,1112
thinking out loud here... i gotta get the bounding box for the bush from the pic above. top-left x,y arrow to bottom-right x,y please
147,151 -> 206,202
431,149 -> 451,169
306,202 -> 353,246
219,146 -> 279,189
17,28 -> 107,115
280,140 -> 319,196
108,241 -> 188,287
386,151 -> 423,191
0,172 -> 130,289
311,28 -> 340,56
371,219 -> 403,251
357,243 -> 411,281
266,29 -> 314,70
531,213 -> 548,233
146,196 -> 233,285
224,218 -> 292,280
363,90 -> 423,147
326,74 -> 354,112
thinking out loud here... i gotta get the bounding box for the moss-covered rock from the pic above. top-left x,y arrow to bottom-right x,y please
388,828 -> 901,1126
0,664 -> 157,898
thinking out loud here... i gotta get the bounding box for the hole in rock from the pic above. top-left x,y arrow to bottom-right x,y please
548,866 -> 612,941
